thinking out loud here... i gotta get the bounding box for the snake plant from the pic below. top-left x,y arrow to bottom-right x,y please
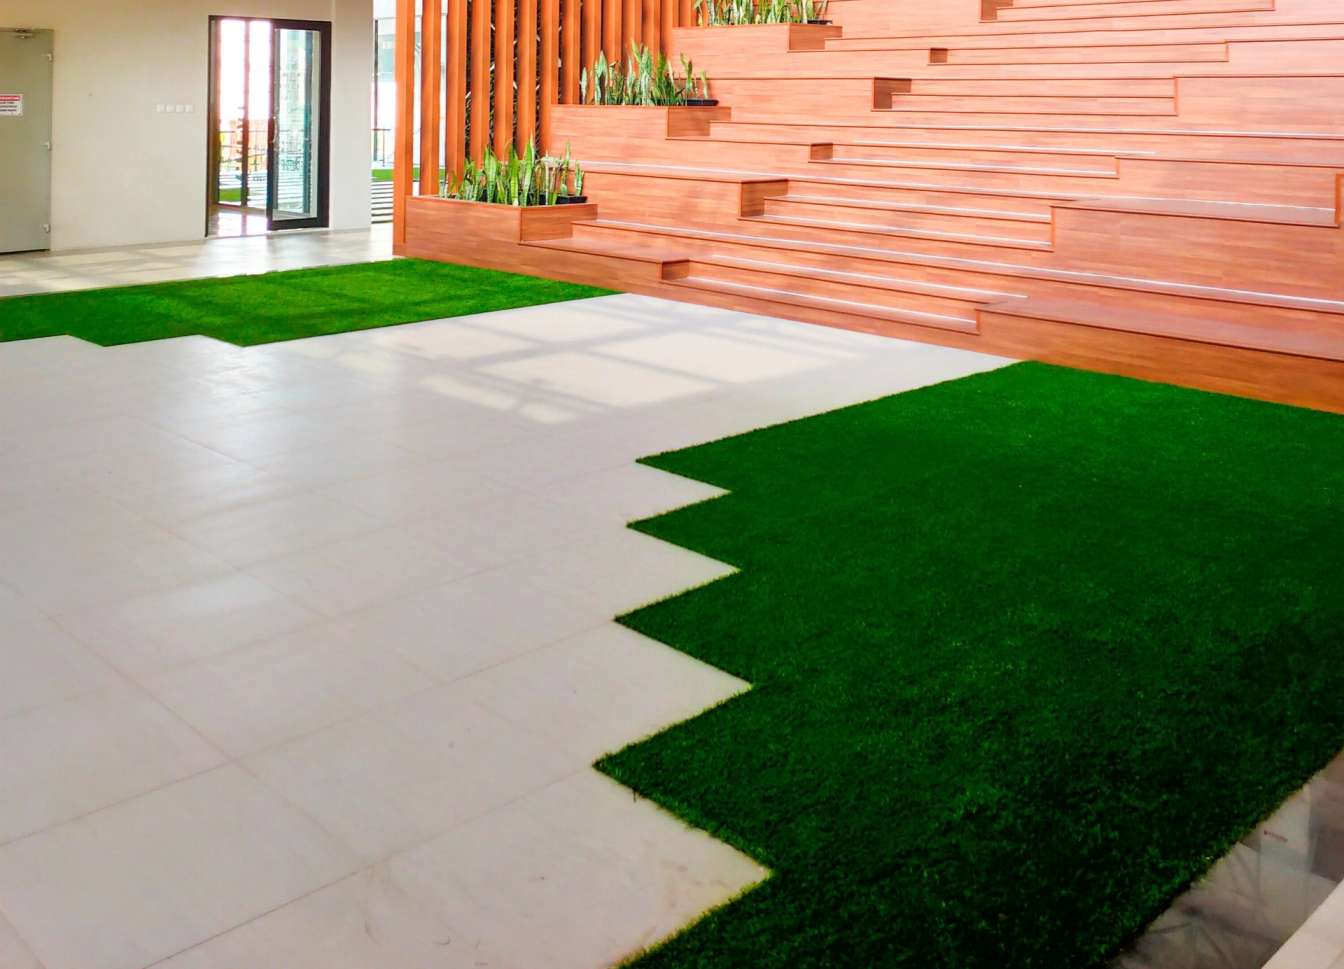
695,0 -> 829,25
579,44 -> 711,106
443,139 -> 586,206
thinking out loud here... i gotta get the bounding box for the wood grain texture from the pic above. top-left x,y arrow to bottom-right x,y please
446,0 -> 468,176
518,0 -> 539,149
493,0 -> 516,155
561,0 -> 579,105
470,0 -> 490,162
419,0 -> 443,196
398,0 -> 1344,411
393,0 -> 418,250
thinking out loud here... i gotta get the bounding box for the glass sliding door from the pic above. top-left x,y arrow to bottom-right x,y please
267,21 -> 331,230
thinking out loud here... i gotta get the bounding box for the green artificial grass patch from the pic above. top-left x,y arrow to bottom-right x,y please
372,166 -> 418,181
600,362 -> 1344,968
0,259 -> 613,346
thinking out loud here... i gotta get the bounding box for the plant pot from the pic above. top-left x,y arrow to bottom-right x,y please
557,195 -> 589,205
683,98 -> 720,107
807,19 -> 832,24
401,196 -> 600,260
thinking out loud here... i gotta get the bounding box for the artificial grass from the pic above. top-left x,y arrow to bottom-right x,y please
599,362 -> 1344,968
0,259 -> 613,346
372,166 -> 418,181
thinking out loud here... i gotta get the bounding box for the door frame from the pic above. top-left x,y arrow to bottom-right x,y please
265,18 -> 333,231
205,16 -> 332,235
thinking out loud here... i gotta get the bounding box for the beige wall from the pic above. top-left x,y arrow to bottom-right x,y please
0,0 -> 372,250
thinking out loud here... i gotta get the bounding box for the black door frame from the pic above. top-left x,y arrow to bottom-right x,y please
206,16 -> 332,235
266,18 -> 333,231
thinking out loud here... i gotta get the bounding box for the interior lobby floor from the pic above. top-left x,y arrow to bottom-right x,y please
0,224 -> 394,299
0,294 -> 1012,969
3,266 -> 1343,968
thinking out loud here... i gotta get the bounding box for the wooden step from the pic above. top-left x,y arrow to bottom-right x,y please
931,43 -> 1228,64
813,152 -> 1120,179
575,218 -> 1344,318
907,77 -> 1177,95
745,211 -> 1055,251
578,160 -> 1087,209
832,140 -> 1127,168
674,256 -> 1009,317
1059,194 -> 1339,226
828,20 -> 1344,48
666,274 -> 982,333
762,193 -> 1055,239
690,254 -> 1021,304
994,0 -> 1275,22
984,295 -> 1344,361
878,94 -> 1176,114
706,120 -> 1344,161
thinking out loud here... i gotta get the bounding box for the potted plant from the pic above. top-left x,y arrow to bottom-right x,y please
444,140 -> 587,206
695,0 -> 830,24
580,45 -> 716,108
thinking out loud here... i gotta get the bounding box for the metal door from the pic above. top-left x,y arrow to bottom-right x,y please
267,21 -> 331,230
0,28 -> 54,253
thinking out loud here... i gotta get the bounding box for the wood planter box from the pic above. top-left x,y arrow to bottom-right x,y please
670,22 -> 842,58
400,196 -> 598,262
549,104 -> 732,159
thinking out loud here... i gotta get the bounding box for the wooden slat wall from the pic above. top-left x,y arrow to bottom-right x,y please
396,0 -> 681,239
445,0 -> 467,177
541,0 -> 560,147
469,0 -> 489,163
492,0 -> 515,156
517,0 -> 538,149
393,0 -> 418,250
419,0 -> 443,196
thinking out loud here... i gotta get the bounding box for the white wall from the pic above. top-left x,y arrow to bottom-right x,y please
0,0 -> 372,250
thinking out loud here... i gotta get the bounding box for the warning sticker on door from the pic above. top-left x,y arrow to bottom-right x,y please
0,95 -> 23,117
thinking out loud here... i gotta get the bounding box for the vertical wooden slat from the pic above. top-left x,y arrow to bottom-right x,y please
419,0 -> 443,196
643,0 -> 660,58
623,0 -> 641,56
493,0 -> 515,156
679,0 -> 694,27
517,0 -> 537,149
470,0 -> 489,161
561,0 -> 580,104
581,0 -> 599,100
541,0 -> 560,144
393,0 -> 418,249
446,0 -> 467,177
602,0 -> 620,62
659,0 -> 674,56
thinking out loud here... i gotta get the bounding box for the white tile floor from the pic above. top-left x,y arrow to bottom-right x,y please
0,225 -> 393,298
0,289 -> 1015,969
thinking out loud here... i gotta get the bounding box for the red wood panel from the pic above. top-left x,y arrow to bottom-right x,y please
445,0 -> 467,177
561,0 -> 580,104
493,0 -> 516,156
659,0 -> 674,55
623,0 -> 642,57
603,0 -> 621,62
542,0 -> 561,145
469,0 -> 489,162
582,0 -> 600,101
411,0 -> 1344,413
419,0 -> 442,196
518,0 -> 538,149
392,0 -> 418,249
644,0 -> 661,57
